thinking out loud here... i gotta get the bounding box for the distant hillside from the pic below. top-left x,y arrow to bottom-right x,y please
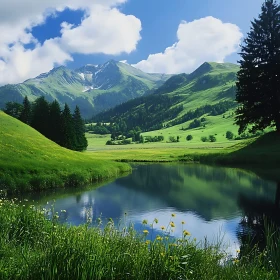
0,60 -> 171,118
94,62 -> 239,131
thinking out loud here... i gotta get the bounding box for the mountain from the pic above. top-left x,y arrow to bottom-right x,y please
94,62 -> 239,131
0,60 -> 172,118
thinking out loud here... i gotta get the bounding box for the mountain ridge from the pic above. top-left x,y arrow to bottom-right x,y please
93,62 -> 239,132
0,60 -> 172,118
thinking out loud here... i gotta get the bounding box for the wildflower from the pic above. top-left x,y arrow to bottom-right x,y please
142,219 -> 148,225
154,218 -> 158,224
161,226 -> 165,230
233,259 -> 239,264
171,213 -> 176,217
61,210 -> 66,213
156,236 -> 163,241
183,230 -> 191,236
236,249 -> 240,253
194,238 -> 197,242
181,221 -> 185,225
143,230 -> 149,235
160,253 -> 165,257
170,222 -> 175,228
145,240 -> 151,245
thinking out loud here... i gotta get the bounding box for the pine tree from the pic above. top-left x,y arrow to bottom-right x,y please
3,102 -> 23,119
49,100 -> 62,144
19,96 -> 31,124
235,0 -> 280,133
72,106 -> 88,151
61,104 -> 76,150
30,96 -> 50,137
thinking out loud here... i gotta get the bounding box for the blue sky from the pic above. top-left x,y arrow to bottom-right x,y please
0,0 -> 265,84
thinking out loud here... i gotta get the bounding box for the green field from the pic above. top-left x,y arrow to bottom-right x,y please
0,111 -> 131,193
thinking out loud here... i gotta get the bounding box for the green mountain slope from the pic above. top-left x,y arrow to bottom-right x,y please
0,60 -> 171,118
94,62 -> 239,131
0,111 -> 130,193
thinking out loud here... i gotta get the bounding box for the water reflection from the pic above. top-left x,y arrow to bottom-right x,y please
25,164 -> 278,254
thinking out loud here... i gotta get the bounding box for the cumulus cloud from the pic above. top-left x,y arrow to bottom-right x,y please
133,17 -> 243,74
60,5 -> 141,55
0,0 -> 141,84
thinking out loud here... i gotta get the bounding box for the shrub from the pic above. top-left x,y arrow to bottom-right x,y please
186,135 -> 193,141
169,136 -> 176,142
201,136 -> 208,142
209,135 -> 217,142
226,131 -> 234,140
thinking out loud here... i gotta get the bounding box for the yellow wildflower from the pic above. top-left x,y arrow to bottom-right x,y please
171,213 -> 176,217
142,219 -> 148,225
170,222 -> 175,228
143,230 -> 149,235
161,226 -> 165,230
183,230 -> 191,236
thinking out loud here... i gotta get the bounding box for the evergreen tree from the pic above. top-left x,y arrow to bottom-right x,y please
61,104 -> 76,150
235,0 -> 280,133
3,102 -> 23,119
49,100 -> 62,144
73,106 -> 88,151
19,96 -> 31,124
30,96 -> 50,137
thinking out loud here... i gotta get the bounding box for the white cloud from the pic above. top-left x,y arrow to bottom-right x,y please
133,17 -> 243,74
60,5 -> 141,55
0,40 -> 72,85
0,0 -> 141,84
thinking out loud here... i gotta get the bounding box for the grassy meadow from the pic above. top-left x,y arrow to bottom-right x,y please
0,198 -> 279,280
86,110 -> 280,168
0,111 -> 131,193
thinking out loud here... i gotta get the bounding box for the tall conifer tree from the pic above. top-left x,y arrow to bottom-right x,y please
19,96 -> 31,124
73,106 -> 88,151
61,103 -> 76,150
30,96 -> 50,137
235,0 -> 280,133
49,100 -> 62,144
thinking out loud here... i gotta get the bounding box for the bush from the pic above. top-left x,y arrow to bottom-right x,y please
186,135 -> 193,141
169,136 -> 177,142
226,131 -> 234,140
201,136 -> 208,142
209,135 -> 217,142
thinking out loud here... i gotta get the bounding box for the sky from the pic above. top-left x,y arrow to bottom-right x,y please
0,0 -> 265,85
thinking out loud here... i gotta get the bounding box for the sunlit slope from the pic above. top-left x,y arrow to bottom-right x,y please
0,111 -> 130,192
94,62 -> 239,129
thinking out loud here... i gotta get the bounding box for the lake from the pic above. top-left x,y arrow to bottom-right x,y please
24,163 -> 279,254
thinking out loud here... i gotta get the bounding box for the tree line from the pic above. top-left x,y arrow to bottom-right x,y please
4,96 -> 87,151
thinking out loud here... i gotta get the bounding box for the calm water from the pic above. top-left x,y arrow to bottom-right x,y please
25,164 -> 279,254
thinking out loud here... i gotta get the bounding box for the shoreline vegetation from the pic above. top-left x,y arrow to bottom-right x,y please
0,198 -> 279,280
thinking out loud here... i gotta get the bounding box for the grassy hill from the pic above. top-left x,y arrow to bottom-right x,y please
0,111 -> 130,193
0,61 -> 171,118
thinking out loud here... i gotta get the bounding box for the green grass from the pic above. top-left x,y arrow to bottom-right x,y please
0,198 -> 278,280
0,111 -> 131,193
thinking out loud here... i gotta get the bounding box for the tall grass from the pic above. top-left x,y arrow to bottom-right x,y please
0,197 -> 278,280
